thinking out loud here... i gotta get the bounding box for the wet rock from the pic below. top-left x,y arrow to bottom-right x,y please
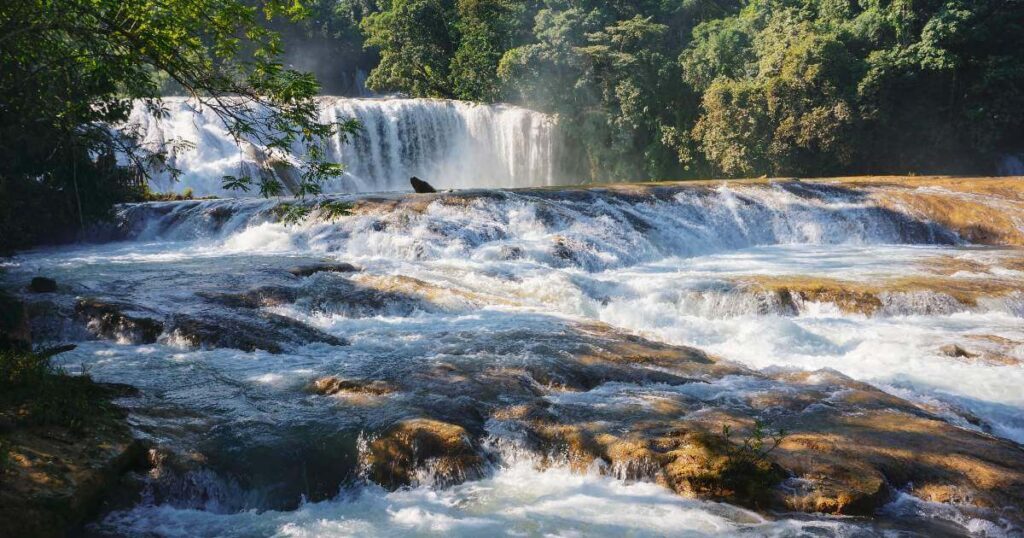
28,277 -> 57,293
410,176 -> 436,194
365,418 -> 484,489
308,376 -> 395,396
168,311 -> 346,353
939,343 -> 978,359
742,274 -> 1024,315
199,286 -> 299,309
0,291 -> 31,351
0,393 -> 148,538
75,299 -> 163,344
287,262 -> 361,278
499,245 -> 523,260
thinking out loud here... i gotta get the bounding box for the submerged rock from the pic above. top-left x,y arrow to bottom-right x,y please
28,277 -> 57,293
365,419 -> 484,489
329,321 -> 1024,523
168,311 -> 347,353
287,262 -> 361,278
741,274 -> 1024,316
198,285 -> 299,309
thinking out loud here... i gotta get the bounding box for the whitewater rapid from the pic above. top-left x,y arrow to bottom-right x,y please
5,180 -> 1024,536
128,97 -> 562,196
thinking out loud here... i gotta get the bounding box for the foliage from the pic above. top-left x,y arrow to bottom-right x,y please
716,419 -> 787,506
362,0 -> 459,97
0,0 -> 357,251
721,420 -> 786,467
273,199 -> 354,225
355,0 -> 1023,180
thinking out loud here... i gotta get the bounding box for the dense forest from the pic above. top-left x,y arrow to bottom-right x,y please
1,0 -> 1023,251
291,0 -> 1024,180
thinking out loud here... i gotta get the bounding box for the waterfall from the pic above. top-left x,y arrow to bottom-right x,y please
126,97 -> 562,196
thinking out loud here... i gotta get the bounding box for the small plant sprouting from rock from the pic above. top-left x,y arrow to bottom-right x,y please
715,420 -> 788,507
273,200 -> 353,226
722,420 -> 786,468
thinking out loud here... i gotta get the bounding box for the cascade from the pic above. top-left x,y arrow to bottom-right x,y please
127,97 -> 563,196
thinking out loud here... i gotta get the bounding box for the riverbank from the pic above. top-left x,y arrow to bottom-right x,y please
0,290 -> 146,537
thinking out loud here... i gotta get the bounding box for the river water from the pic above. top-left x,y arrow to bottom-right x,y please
4,180 -> 1023,537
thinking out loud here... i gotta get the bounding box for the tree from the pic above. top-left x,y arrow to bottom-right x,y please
0,0 -> 356,250
449,0 -> 534,101
361,0 -> 458,96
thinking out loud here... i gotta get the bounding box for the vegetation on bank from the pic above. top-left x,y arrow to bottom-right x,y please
350,0 -> 1023,180
0,288 -> 143,537
0,0 -> 356,252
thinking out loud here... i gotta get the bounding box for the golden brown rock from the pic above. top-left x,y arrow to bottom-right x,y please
308,376 -> 395,396
365,419 -> 484,489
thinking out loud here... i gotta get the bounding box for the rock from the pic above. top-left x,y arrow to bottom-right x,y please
167,311 -> 346,353
308,376 -> 395,396
939,343 -> 978,359
0,291 -> 31,351
199,285 -> 299,309
75,299 -> 163,344
0,389 -> 149,538
410,176 -> 436,194
286,262 -> 360,278
365,419 -> 484,489
28,277 -> 57,293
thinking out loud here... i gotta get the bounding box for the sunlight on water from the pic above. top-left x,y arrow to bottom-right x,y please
6,182 -> 1023,536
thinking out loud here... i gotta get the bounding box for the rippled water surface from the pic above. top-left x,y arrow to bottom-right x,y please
4,183 -> 1023,536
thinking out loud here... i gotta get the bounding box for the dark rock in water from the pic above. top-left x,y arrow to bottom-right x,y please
168,311 -> 347,353
28,277 -> 57,293
287,262 -> 361,278
0,291 -> 31,351
410,176 -> 437,193
75,299 -> 164,344
199,285 -> 299,309
365,418 -> 484,489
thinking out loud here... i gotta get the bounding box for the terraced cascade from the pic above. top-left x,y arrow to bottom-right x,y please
4,176 -> 1024,536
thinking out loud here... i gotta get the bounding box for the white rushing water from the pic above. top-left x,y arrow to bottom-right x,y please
127,97 -> 562,196
5,182 -> 1024,536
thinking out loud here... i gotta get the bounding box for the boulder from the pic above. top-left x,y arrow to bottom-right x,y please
28,277 -> 57,293
167,311 -> 347,353
286,262 -> 360,278
75,299 -> 163,344
365,419 -> 484,489
308,376 -> 395,396
410,176 -> 436,194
